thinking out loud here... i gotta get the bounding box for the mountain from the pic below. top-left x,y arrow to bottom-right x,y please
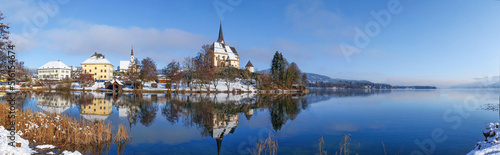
257,69 -> 371,83
257,69 -> 388,87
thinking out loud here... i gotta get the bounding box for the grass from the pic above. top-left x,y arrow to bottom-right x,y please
248,132 -> 278,155
0,102 -> 130,154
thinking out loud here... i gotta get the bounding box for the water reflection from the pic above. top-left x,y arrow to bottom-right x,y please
16,89 -> 395,154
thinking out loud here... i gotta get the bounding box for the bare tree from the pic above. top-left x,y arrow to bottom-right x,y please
140,57 -> 158,88
223,67 -> 237,92
182,57 -> 195,90
164,60 -> 181,90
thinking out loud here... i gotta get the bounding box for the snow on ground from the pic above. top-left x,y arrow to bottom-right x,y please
0,126 -> 35,155
468,123 -> 500,155
36,144 -> 55,149
71,78 -> 258,92
0,126 -> 82,155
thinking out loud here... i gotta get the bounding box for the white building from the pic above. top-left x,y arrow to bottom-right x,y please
38,60 -> 72,80
119,47 -> 136,73
212,23 -> 240,68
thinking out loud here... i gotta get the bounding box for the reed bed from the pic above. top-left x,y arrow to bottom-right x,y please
0,103 -> 129,153
319,136 -> 327,155
248,132 -> 278,155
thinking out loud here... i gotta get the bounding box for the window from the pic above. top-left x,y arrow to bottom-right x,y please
105,70 -> 106,72
95,67 -> 97,69
89,70 -> 92,72
104,76 -> 106,78
104,65 -> 106,67
101,70 -> 103,72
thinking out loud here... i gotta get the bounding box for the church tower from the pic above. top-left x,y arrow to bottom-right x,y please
217,23 -> 225,46
130,45 -> 134,63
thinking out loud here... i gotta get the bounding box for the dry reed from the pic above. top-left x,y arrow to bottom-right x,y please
0,103 -> 129,154
248,132 -> 278,155
319,136 -> 327,155
336,134 -> 351,155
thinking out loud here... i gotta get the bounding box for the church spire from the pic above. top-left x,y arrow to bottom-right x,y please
131,45 -> 135,63
217,22 -> 225,45
131,45 -> 134,56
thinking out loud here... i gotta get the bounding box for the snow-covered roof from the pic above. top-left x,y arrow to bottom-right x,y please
37,105 -> 70,114
212,120 -> 237,139
80,114 -> 109,121
118,107 -> 129,118
81,53 -> 112,65
213,42 -> 239,61
119,61 -> 130,70
38,61 -> 70,69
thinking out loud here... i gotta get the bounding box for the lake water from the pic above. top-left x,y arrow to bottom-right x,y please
16,89 -> 500,154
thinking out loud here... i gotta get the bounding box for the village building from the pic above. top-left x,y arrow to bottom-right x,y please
245,61 -> 254,73
212,23 -> 240,68
38,60 -> 72,80
118,47 -> 137,73
37,95 -> 72,114
81,52 -> 114,82
80,93 -> 112,121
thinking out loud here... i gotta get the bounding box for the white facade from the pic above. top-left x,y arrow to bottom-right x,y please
38,60 -> 72,80
119,47 -> 135,73
119,61 -> 131,72
212,24 -> 240,68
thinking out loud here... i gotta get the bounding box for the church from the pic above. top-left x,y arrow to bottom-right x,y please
212,23 -> 240,68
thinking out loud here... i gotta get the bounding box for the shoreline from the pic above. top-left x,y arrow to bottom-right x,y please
0,86 -> 309,94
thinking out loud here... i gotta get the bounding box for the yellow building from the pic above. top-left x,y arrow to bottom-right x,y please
81,97 -> 112,115
81,52 -> 114,81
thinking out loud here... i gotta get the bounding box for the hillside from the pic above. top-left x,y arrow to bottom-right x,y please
257,69 -> 391,88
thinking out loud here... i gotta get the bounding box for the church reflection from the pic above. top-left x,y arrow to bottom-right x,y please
21,92 -> 311,154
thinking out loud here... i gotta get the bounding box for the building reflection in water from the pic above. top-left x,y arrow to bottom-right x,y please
37,94 -> 73,114
80,93 -> 113,121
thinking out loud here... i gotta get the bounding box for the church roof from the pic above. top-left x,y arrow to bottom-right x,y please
81,52 -> 112,65
229,47 -> 238,56
119,61 -> 131,70
217,23 -> 224,44
39,60 -> 71,69
245,61 -> 253,67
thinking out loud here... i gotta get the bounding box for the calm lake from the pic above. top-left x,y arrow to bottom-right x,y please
16,89 -> 500,154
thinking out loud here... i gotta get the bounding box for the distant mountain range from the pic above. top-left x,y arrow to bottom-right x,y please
257,69 -> 391,88
451,82 -> 500,88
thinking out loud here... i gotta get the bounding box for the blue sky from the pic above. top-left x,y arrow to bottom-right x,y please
1,0 -> 500,88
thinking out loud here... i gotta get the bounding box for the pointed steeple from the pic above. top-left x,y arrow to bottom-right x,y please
217,22 -> 225,45
131,45 -> 135,63
131,45 -> 134,56
216,138 -> 223,155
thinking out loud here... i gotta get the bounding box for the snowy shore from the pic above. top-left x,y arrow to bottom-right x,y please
0,126 -> 82,155
468,123 -> 500,155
